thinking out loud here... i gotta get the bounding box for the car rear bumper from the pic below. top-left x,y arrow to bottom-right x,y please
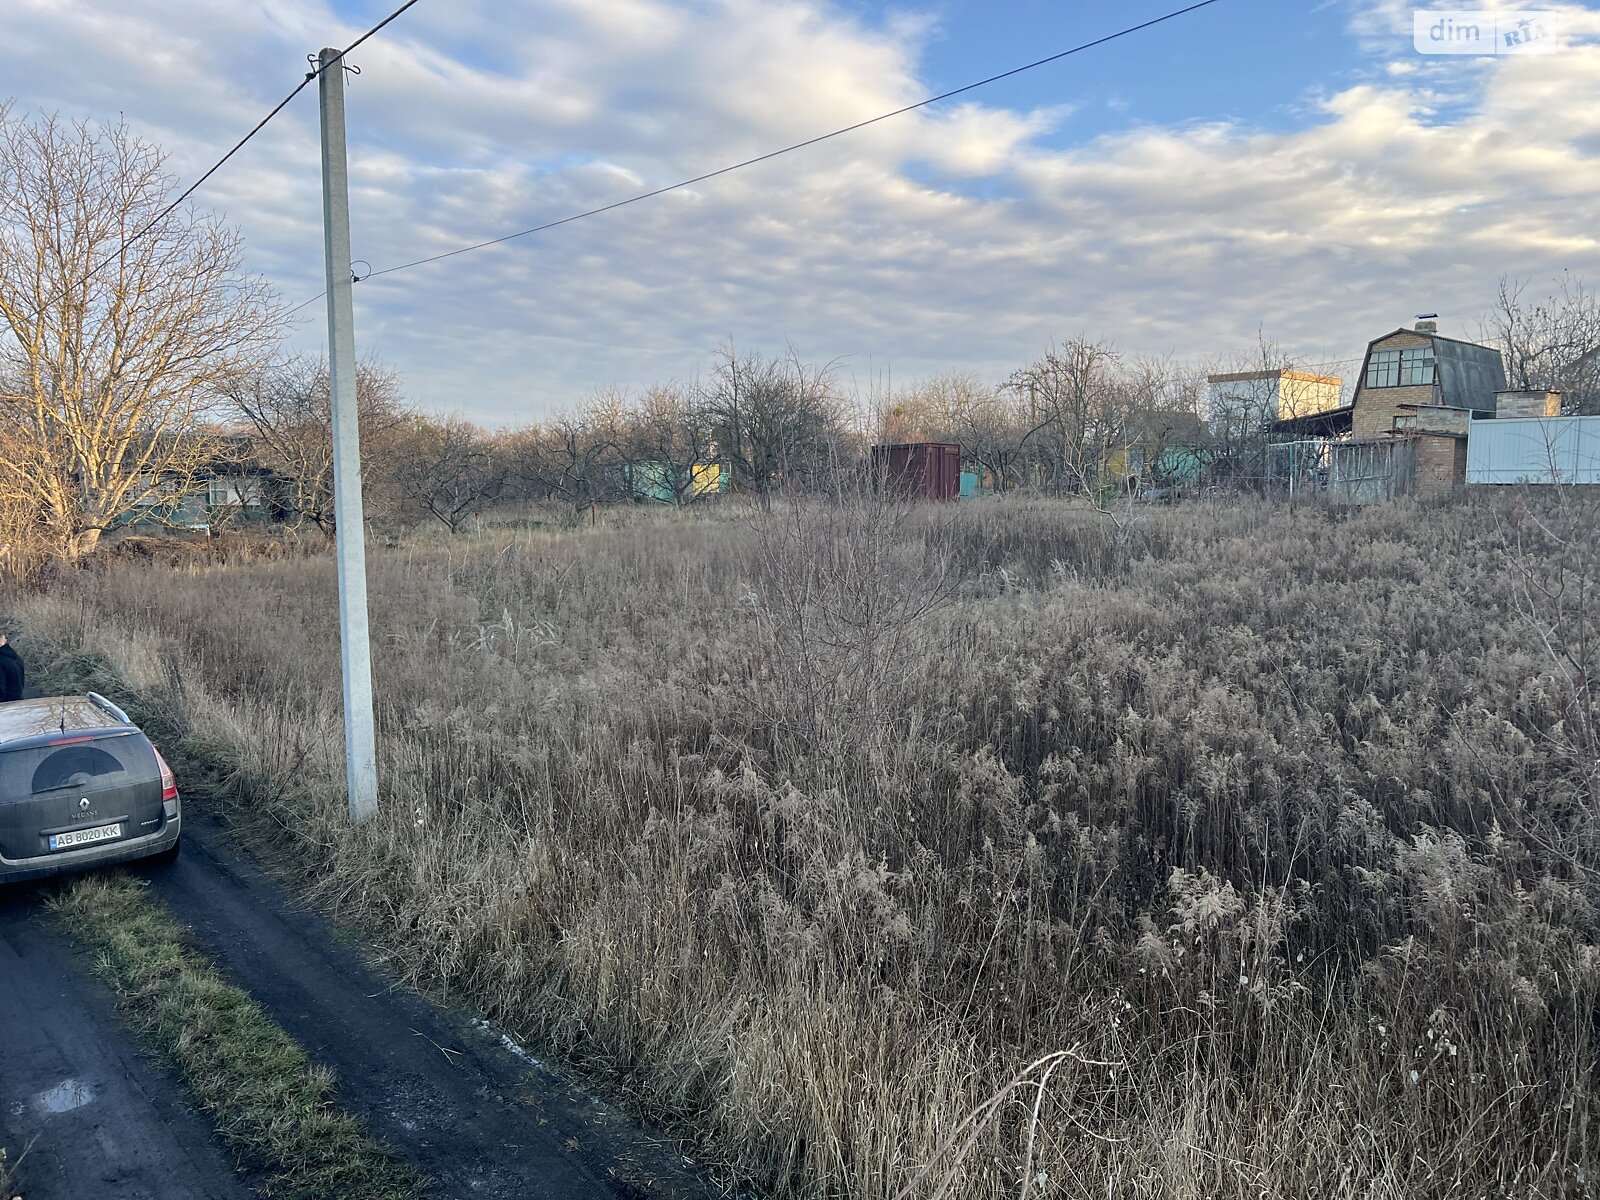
0,812 -> 180,883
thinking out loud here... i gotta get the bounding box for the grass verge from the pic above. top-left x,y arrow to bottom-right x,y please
1,1142 -> 24,1199
49,873 -> 426,1200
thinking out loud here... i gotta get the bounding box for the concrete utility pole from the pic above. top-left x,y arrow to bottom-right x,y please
317,46 -> 379,824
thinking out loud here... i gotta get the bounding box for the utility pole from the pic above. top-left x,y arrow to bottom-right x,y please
317,46 -> 379,824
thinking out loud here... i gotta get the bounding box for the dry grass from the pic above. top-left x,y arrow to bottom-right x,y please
6,492 -> 1598,1199
48,874 -> 425,1200
0,1141 -> 24,1199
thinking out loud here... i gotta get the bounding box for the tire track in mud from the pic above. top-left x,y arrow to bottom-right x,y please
145,815 -> 723,1200
0,890 -> 251,1200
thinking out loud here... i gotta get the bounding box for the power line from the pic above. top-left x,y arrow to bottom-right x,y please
341,0 -> 426,61
110,81 -> 317,270
285,290 -> 328,318
72,0 -> 426,299
332,0 -> 1223,292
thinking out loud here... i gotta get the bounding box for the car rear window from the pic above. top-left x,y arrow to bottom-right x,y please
0,734 -> 153,799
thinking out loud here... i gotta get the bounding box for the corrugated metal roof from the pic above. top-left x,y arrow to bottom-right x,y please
1431,335 -> 1507,411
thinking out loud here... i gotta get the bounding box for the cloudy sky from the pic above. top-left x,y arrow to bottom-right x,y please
5,0 -> 1599,423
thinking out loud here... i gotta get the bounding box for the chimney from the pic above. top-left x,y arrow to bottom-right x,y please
1494,389 -> 1562,418
1414,312 -> 1439,333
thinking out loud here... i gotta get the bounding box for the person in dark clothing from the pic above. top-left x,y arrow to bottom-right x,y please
0,634 -> 24,703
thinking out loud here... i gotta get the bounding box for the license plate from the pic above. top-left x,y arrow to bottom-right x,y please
49,823 -> 123,851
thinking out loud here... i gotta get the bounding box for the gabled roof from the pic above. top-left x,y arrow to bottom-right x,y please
1358,328 -> 1507,412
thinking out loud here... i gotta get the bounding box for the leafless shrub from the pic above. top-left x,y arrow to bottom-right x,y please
702,344 -> 845,502
394,415 -> 505,535
745,477 -> 958,795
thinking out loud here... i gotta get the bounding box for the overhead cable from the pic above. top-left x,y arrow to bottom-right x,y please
329,0 -> 1226,296
71,0 -> 426,297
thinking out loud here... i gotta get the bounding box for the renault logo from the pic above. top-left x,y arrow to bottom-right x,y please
79,798 -> 91,811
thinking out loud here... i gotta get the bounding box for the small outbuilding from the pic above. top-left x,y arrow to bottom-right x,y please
1106,411 -> 1214,490
871,442 -> 962,502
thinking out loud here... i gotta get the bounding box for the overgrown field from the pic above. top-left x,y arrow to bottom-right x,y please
8,494 -> 1598,1198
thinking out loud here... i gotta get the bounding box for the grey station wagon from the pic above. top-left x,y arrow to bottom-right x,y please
0,693 -> 181,883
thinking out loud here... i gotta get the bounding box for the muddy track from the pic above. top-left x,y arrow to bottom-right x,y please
0,889 -> 252,1200
2,813 -> 724,1200
146,814 -> 721,1200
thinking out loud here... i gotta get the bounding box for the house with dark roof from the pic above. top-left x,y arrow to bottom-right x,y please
1350,320 -> 1506,439
1263,319 -> 1511,501
1337,319 -> 1507,499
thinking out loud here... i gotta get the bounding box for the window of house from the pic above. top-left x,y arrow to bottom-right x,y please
208,477 -> 261,507
1399,346 -> 1435,385
1366,346 -> 1435,388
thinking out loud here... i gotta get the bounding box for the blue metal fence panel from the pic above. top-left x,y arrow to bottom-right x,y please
1466,417 -> 1600,484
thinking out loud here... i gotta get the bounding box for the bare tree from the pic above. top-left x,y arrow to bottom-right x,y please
1204,333 -> 1301,489
908,372 -> 1037,493
1487,274 -> 1600,415
1115,358 -> 1213,490
502,398 -> 628,519
223,355 -> 409,536
395,415 -> 504,534
1007,337 -> 1126,495
625,383 -> 721,506
0,476 -> 49,579
0,107 -> 281,558
702,344 -> 843,503
874,385 -> 941,446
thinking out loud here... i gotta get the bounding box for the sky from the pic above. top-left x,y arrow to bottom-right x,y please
4,0 -> 1599,424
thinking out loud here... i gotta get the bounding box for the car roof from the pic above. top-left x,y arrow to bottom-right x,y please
0,696 -> 130,747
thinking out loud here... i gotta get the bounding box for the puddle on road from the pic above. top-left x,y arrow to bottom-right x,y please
35,1078 -> 95,1114
471,1018 -> 548,1071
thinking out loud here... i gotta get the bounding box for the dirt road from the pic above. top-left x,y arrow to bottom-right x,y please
0,893 -> 251,1200
1,815 -> 722,1200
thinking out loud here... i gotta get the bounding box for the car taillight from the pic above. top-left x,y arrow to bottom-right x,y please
153,747 -> 178,802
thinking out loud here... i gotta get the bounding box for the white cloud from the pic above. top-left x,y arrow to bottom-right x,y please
2,0 -> 1599,422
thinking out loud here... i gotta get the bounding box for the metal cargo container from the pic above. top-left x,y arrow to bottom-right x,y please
871,442 -> 961,502
1466,416 -> 1600,484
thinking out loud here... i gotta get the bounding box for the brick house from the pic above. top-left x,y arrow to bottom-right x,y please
1335,319 -> 1507,499
1350,320 -> 1506,439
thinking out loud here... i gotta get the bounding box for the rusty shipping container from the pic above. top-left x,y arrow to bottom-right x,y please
871,442 -> 961,501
